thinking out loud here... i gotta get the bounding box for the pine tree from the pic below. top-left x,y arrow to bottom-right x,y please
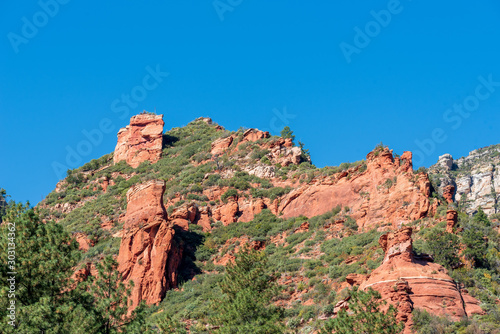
0,203 -> 148,333
209,246 -> 284,334
0,188 -> 8,223
320,287 -> 403,334
462,207 -> 491,268
422,228 -> 461,270
298,141 -> 311,162
472,207 -> 490,226
280,126 -> 295,142
0,203 -> 82,333
87,255 -> 134,334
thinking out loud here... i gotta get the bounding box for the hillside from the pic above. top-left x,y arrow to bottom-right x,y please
20,113 -> 500,333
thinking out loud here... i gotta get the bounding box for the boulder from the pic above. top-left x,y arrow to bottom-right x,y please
211,136 -> 233,155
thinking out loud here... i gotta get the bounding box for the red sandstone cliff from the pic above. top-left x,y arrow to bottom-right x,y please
117,180 -> 181,310
114,113 -> 164,168
278,148 -> 435,230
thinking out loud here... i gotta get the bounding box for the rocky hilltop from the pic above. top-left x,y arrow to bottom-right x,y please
429,144 -> 500,215
114,113 -> 164,168
35,113 -> 497,332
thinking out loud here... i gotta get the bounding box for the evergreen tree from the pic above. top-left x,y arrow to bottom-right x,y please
472,207 -> 490,227
462,228 -> 488,268
0,203 -> 82,333
0,204 -> 148,333
421,228 -> 461,270
320,287 -> 403,334
280,126 -> 295,142
86,255 -> 134,334
0,188 -> 8,223
461,207 -> 491,268
209,246 -> 284,334
298,141 -> 311,162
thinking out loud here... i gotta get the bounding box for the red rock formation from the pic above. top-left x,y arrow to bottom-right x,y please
196,206 -> 212,232
209,129 -> 303,166
268,138 -> 302,166
114,113 -> 164,168
237,197 -> 267,222
252,198 -> 266,215
211,136 -> 233,155
358,227 -> 483,333
74,232 -> 91,251
345,273 -> 368,286
117,180 -> 181,310
218,199 -> 239,225
295,221 -> 309,233
71,263 -> 93,285
446,210 -> 458,233
101,177 -> 109,193
170,203 -> 198,231
278,148 -> 434,230
238,128 -> 270,145
443,184 -> 455,203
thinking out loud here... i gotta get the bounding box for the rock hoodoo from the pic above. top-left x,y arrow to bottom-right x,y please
442,184 -> 455,203
358,227 -> 483,333
117,179 -> 181,310
114,113 -> 164,168
446,209 -> 458,233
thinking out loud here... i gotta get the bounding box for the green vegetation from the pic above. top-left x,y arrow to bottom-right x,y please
413,208 -> 500,331
412,308 -> 499,334
0,204 -> 147,333
280,126 -> 295,142
416,227 -> 461,270
320,287 -> 403,334
0,188 -> 8,223
209,246 -> 284,333
86,255 -> 140,333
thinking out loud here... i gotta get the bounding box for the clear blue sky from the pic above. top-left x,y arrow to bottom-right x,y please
1,1 -> 500,205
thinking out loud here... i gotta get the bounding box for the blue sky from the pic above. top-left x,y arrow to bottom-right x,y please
1,1 -> 499,205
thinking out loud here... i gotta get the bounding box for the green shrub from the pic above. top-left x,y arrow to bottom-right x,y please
250,149 -> 269,161
221,189 -> 238,202
418,227 -> 460,270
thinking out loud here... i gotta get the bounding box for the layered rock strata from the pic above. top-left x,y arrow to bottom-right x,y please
358,227 -> 483,333
114,113 -> 164,168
